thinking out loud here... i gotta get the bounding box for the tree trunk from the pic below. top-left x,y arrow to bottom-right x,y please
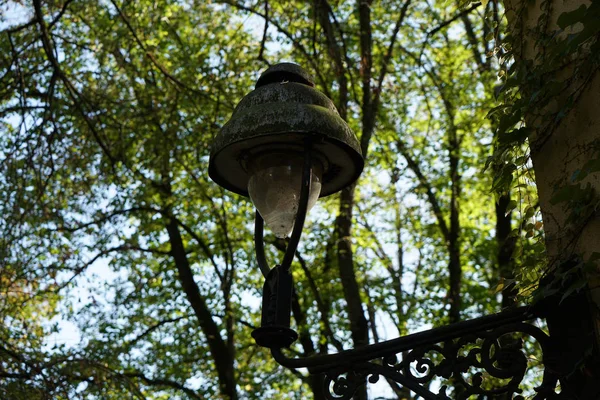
335,185 -> 369,400
290,290 -> 326,400
503,0 -> 600,394
495,194 -> 517,308
448,124 -> 462,323
165,218 -> 238,400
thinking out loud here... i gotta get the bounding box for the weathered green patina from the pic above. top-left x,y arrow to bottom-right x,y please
209,63 -> 363,197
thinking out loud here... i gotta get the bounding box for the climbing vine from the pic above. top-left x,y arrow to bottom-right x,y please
487,0 -> 600,300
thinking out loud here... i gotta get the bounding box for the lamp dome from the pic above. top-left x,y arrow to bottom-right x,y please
208,63 -> 364,198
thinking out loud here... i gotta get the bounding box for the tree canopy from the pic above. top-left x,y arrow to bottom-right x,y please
1,0 -> 598,398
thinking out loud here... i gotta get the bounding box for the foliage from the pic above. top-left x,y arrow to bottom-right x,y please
0,0 -> 550,398
488,0 -> 600,300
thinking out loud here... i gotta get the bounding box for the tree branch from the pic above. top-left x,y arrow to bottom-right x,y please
461,14 -> 487,71
122,372 -> 203,400
271,239 -> 344,352
373,0 -> 412,112
164,216 -> 236,399
218,0 -> 331,98
175,217 -> 224,283
427,2 -> 481,36
316,0 -> 347,115
56,207 -> 161,233
257,0 -> 270,66
125,315 -> 191,347
2,0 -> 74,34
395,139 -> 450,241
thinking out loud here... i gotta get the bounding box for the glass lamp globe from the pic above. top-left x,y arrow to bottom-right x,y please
247,152 -> 322,238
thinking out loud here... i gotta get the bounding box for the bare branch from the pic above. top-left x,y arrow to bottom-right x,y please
257,0 -> 270,66
122,372 -> 203,400
218,0 -> 331,98
396,139 -> 450,241
373,0 -> 412,111
126,315 -> 192,347
427,2 -> 481,36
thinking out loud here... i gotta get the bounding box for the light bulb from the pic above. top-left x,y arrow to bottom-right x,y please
248,152 -> 322,238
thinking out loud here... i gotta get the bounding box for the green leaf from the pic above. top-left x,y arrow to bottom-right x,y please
494,281 -> 504,293
560,277 -> 587,304
588,252 -> 600,263
524,206 -> 535,219
557,5 -> 587,29
497,109 -> 523,136
492,164 -> 516,192
505,200 -> 518,216
550,184 -> 576,205
576,157 -> 600,181
498,127 -> 531,146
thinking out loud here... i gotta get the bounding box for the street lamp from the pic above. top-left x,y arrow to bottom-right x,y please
209,63 -> 558,399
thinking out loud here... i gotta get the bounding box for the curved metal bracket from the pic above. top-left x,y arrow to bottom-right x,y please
271,307 -> 560,399
252,138 -> 313,348
253,138 -> 313,275
254,212 -> 270,278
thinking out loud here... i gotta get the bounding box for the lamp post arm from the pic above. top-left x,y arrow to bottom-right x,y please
270,306 -> 559,399
271,305 -> 534,371
280,138 -> 313,272
250,139 -> 314,349
254,212 -> 270,277
254,137 -> 312,277
253,138 -> 314,276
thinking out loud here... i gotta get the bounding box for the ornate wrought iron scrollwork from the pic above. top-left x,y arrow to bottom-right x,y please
319,321 -> 559,399
324,368 -> 380,400
376,322 -> 559,399
272,309 -> 560,400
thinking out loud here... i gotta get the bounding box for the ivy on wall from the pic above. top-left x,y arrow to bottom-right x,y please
487,0 -> 600,301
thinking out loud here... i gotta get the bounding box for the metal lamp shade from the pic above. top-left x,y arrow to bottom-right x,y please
208,63 -> 364,198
